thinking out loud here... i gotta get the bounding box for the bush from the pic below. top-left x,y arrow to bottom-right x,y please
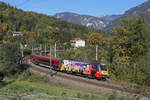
0,43 -> 22,78
108,91 -> 119,100
22,69 -> 31,79
76,93 -> 81,98
23,49 -> 32,56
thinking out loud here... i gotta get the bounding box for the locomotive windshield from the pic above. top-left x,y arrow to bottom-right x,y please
92,63 -> 107,71
100,64 -> 108,71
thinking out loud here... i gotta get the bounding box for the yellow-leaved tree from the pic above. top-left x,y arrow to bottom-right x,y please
88,32 -> 103,61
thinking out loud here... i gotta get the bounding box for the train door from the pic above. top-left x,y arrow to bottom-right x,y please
91,65 -> 96,77
94,63 -> 103,79
63,60 -> 68,71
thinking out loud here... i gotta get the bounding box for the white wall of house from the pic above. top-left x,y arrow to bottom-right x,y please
13,34 -> 23,36
71,40 -> 85,47
75,40 -> 85,47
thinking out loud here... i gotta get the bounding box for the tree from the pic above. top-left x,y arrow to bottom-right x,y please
2,24 -> 8,32
0,43 -> 22,81
88,32 -> 103,61
112,15 -> 149,64
111,15 -> 150,83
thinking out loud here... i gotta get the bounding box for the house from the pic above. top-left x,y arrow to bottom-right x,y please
70,38 -> 85,47
12,32 -> 23,36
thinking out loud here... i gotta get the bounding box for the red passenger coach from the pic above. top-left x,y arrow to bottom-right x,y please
30,52 -> 61,70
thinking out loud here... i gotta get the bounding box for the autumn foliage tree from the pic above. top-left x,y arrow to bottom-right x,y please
113,15 -> 149,64
88,32 -> 103,61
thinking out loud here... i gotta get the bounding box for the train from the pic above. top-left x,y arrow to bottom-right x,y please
30,51 -> 110,80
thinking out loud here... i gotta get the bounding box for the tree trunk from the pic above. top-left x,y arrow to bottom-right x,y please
96,45 -> 98,61
0,73 -> 4,81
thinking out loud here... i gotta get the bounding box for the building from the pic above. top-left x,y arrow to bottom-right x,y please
70,38 -> 85,47
12,32 -> 23,36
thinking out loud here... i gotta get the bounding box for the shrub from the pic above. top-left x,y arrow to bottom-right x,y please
108,91 -> 119,100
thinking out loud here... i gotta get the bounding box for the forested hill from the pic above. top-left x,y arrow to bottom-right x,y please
0,2 -> 105,44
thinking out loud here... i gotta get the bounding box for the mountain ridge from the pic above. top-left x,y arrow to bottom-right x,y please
54,0 -> 150,31
54,12 -> 121,30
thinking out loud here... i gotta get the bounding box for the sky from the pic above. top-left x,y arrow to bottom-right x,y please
0,0 -> 148,16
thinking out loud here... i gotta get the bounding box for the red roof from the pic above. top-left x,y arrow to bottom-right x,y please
71,38 -> 81,41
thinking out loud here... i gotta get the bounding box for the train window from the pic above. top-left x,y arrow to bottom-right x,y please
36,52 -> 40,55
39,59 -> 49,63
30,56 -> 34,59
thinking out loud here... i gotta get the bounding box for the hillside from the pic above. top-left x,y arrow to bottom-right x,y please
0,2 -> 105,45
96,15 -> 121,21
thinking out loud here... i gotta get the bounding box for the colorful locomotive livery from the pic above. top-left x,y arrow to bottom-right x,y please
30,52 -> 110,80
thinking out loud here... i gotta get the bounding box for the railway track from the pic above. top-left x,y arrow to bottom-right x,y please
24,58 -> 150,100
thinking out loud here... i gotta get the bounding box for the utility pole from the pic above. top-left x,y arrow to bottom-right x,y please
55,42 -> 56,58
49,45 -> 52,69
20,43 -> 24,64
45,44 -> 46,56
32,45 -> 33,53
20,43 -> 24,58
96,45 -> 98,62
40,44 -> 42,56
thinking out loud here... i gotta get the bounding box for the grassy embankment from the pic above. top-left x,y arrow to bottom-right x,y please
0,70 -> 109,100
0,69 -> 142,100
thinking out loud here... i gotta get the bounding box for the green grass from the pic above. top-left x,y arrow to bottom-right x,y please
0,70 -> 140,100
0,71 -> 108,100
5,80 -> 107,100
